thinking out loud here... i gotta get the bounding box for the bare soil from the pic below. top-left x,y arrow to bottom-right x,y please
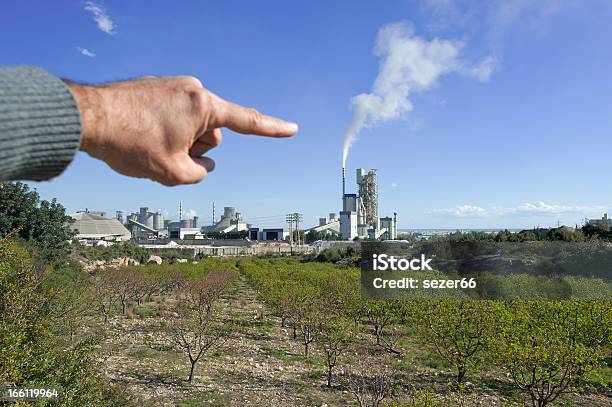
94,275 -> 611,406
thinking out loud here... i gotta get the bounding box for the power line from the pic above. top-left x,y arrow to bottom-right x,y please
286,212 -> 303,248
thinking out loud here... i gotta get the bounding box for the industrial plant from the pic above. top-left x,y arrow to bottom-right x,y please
340,167 -> 397,240
68,165 -> 398,252
121,203 -> 200,240
308,166 -> 397,240
202,206 -> 249,234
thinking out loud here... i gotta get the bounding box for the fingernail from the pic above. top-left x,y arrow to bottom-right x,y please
285,121 -> 299,133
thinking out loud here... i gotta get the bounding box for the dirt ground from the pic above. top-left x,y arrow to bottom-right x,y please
94,275 -> 611,406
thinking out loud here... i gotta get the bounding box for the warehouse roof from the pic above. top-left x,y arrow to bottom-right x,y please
70,212 -> 131,240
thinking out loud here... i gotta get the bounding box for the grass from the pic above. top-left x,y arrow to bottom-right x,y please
307,370 -> 324,381
582,365 -> 612,390
134,304 -> 160,319
417,352 -> 452,371
130,347 -> 157,359
177,390 -> 227,406
230,315 -> 274,333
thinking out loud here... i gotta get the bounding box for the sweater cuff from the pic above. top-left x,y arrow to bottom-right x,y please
0,66 -> 82,181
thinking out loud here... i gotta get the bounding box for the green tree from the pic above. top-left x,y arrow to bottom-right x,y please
417,300 -> 501,384
364,300 -> 402,354
494,301 -> 610,407
0,236 -> 131,406
0,182 -> 74,264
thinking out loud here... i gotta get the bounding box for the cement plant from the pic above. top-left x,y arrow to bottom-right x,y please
69,166 -> 398,256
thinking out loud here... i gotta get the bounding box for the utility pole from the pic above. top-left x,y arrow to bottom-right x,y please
286,212 -> 303,252
286,213 -> 294,253
293,212 -> 303,247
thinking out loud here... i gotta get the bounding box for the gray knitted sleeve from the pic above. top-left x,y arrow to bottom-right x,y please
0,66 -> 82,181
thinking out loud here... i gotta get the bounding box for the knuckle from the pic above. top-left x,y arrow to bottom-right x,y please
247,108 -> 263,127
206,94 -> 224,125
188,88 -> 210,111
180,75 -> 203,89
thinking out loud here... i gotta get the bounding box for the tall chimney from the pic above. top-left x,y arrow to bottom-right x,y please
342,166 -> 346,197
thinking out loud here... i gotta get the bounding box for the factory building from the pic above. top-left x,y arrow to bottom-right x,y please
202,206 -> 249,234
133,207 -> 167,231
70,211 -> 131,244
379,214 -> 398,240
306,213 -> 340,238
126,203 -> 198,240
153,210 -> 165,230
357,169 -> 378,229
339,167 -> 397,240
127,207 -> 163,239
248,228 -> 289,241
587,213 -> 612,229
168,225 -> 203,239
339,211 -> 358,239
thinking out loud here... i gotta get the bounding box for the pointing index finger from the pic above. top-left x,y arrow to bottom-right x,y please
215,98 -> 298,137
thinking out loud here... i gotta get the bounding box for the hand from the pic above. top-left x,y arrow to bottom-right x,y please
66,76 -> 298,186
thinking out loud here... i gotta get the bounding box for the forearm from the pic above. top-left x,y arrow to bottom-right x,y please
0,66 -> 82,181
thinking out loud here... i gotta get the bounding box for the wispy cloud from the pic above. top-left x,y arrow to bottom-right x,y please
76,47 -> 96,58
467,55 -> 496,81
84,1 -> 116,35
421,0 -> 566,41
435,201 -> 607,218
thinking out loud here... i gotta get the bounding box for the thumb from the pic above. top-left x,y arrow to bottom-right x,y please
168,155 -> 215,185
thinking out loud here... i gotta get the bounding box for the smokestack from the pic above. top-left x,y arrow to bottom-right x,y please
179,202 -> 183,222
342,166 -> 346,197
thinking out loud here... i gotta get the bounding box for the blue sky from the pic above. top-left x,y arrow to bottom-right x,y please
3,1 -> 612,229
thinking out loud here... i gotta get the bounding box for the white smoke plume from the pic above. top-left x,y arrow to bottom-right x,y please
183,209 -> 198,219
342,22 -> 493,167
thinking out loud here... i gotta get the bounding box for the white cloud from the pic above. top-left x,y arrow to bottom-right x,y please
421,0 -> 566,39
84,1 -> 116,35
437,204 -> 489,217
391,183 -> 398,187
342,22 -> 493,167
467,55 -> 496,81
76,47 -> 96,58
436,201 -> 607,218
